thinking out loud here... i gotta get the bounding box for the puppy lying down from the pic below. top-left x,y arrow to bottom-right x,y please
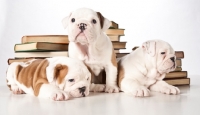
6,57 -> 92,101
118,40 -> 180,97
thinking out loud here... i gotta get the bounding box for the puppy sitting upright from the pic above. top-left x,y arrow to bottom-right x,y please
6,57 -> 91,101
62,8 -> 119,93
118,40 -> 180,97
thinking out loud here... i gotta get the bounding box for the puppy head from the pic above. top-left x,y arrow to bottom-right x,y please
62,8 -> 111,45
50,62 -> 91,98
142,40 -> 176,74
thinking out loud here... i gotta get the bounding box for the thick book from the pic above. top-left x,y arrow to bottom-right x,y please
164,78 -> 190,86
165,71 -> 187,79
21,35 -> 69,44
7,58 -> 45,65
106,29 -> 125,36
175,51 -> 184,59
112,42 -> 126,49
173,67 -> 182,72
14,51 -> 68,58
116,53 -> 129,58
108,35 -> 121,41
109,21 -> 118,29
22,35 -> 121,44
14,42 -> 68,52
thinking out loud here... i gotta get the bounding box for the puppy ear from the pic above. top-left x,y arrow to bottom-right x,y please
53,64 -> 68,84
62,13 -> 71,29
96,12 -> 111,32
142,41 -> 156,57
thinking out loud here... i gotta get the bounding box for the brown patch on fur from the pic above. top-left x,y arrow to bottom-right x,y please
97,12 -> 104,29
16,59 -> 49,96
54,64 -> 68,84
117,60 -> 125,88
111,49 -> 117,67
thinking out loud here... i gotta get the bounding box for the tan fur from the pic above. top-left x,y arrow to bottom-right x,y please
54,64 -> 68,84
16,59 -> 49,96
111,49 -> 117,67
117,60 -> 124,88
96,12 -> 104,29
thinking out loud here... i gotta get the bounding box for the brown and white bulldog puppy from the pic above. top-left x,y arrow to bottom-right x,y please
62,8 -> 119,93
118,40 -> 180,97
6,57 -> 91,101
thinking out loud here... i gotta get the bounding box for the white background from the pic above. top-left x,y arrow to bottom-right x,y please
0,0 -> 200,86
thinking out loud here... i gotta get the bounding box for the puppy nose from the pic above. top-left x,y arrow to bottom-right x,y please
79,86 -> 86,92
79,23 -> 87,32
170,57 -> 175,62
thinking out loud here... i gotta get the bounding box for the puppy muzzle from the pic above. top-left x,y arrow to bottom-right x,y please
79,86 -> 86,97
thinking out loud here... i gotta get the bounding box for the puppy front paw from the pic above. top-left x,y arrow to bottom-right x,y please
130,86 -> 150,97
50,91 -> 70,101
160,85 -> 180,95
105,85 -> 119,93
11,85 -> 24,94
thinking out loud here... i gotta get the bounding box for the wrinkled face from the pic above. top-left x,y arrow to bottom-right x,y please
143,40 -> 176,74
53,64 -> 91,98
62,8 -> 111,45
63,72 -> 91,98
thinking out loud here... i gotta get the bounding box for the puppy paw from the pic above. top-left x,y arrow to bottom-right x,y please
11,85 -> 24,94
130,86 -> 150,97
105,85 -> 119,93
93,84 -> 106,92
50,91 -> 70,101
160,85 -> 180,95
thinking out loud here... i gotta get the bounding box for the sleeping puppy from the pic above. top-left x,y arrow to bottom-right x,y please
62,8 -> 119,93
6,57 -> 91,101
118,40 -> 180,97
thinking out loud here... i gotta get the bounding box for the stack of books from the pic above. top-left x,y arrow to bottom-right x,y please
164,51 -> 190,86
8,21 -> 126,64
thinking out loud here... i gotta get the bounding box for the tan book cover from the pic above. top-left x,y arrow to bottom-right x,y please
14,42 -> 68,52
112,42 -> 126,49
164,78 -> 190,86
165,71 -> 187,79
109,21 -> 118,29
106,29 -> 125,36
14,51 -> 68,58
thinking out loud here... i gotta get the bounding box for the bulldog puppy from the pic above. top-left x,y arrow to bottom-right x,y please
118,40 -> 180,97
6,57 -> 91,101
62,8 -> 119,93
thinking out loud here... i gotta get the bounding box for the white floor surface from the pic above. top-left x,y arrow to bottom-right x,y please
0,77 -> 200,115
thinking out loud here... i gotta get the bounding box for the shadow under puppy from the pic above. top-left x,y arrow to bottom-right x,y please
118,39 -> 180,97
6,57 -> 91,101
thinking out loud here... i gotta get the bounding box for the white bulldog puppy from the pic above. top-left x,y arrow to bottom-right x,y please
62,8 -> 119,93
6,57 -> 91,101
118,40 -> 180,97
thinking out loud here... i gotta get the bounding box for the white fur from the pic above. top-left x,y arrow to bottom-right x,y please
6,57 -> 91,101
119,39 -> 180,97
62,8 -> 119,93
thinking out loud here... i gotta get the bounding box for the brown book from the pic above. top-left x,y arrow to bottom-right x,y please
175,51 -> 184,59
22,35 -> 121,44
7,58 -> 45,65
109,21 -> 118,29
106,29 -> 125,36
173,67 -> 182,72
176,59 -> 182,67
116,53 -> 129,58
165,71 -> 187,79
22,35 -> 69,44
14,51 -> 68,58
14,42 -> 68,52
113,42 -> 126,49
114,50 -> 120,53
108,35 -> 120,41
164,78 -> 190,86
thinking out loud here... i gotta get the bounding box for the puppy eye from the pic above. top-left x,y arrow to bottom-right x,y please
71,18 -> 75,23
161,52 -> 165,54
92,19 -> 96,24
68,79 -> 74,82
